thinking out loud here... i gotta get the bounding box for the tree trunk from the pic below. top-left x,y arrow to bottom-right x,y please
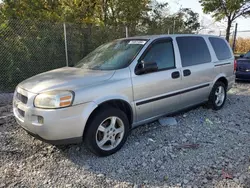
226,17 -> 232,42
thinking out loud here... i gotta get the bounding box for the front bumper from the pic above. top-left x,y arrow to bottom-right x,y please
23,127 -> 82,145
13,87 -> 97,145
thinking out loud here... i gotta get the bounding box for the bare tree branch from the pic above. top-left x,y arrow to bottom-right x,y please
233,4 -> 250,20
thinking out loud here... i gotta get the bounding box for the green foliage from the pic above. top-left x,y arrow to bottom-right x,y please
200,0 -> 250,21
1,0 -> 201,29
140,3 -> 200,35
1,0 -> 63,21
179,8 -> 200,33
0,0 -> 201,92
66,23 -> 126,66
0,20 -> 65,92
62,0 -> 101,24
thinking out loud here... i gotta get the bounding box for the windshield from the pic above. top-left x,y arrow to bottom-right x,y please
75,39 -> 147,70
244,51 -> 250,58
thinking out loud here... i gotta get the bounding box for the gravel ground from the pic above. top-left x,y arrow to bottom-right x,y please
1,82 -> 250,188
0,93 -> 13,107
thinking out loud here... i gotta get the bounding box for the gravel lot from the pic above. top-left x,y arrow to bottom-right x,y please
1,82 -> 250,188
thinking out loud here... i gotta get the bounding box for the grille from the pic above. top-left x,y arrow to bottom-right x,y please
16,92 -> 28,104
18,108 -> 25,117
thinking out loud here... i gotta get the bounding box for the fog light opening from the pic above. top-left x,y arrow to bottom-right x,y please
37,116 -> 44,124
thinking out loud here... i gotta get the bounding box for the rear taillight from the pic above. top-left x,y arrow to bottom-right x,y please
234,59 -> 237,72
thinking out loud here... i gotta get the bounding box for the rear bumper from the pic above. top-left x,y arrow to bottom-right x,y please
236,72 -> 250,80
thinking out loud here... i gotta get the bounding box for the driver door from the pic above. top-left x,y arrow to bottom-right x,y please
131,38 -> 182,122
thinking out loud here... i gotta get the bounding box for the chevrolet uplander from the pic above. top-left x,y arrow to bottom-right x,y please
13,35 -> 235,156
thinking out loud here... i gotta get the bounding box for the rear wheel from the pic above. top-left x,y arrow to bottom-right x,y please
84,107 -> 129,156
207,81 -> 227,110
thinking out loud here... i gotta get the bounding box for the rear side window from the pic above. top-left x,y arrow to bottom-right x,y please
209,37 -> 232,60
245,51 -> 250,58
176,36 -> 211,67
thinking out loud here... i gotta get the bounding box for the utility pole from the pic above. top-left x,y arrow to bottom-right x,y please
173,19 -> 176,34
125,26 -> 128,38
232,23 -> 238,53
63,23 -> 69,67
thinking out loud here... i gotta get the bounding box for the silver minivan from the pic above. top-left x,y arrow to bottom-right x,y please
13,34 -> 235,156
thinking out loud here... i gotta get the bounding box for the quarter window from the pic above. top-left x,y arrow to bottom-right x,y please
209,37 -> 232,60
176,36 -> 211,67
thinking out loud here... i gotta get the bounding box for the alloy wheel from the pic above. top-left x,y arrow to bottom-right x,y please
215,86 -> 225,106
95,116 -> 125,151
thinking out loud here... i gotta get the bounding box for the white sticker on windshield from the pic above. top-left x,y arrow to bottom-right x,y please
128,40 -> 146,45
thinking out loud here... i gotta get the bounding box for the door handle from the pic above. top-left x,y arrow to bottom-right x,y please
183,69 -> 191,77
171,71 -> 180,79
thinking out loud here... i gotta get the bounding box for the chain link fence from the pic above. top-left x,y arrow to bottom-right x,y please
0,19 -> 217,94
0,20 -> 66,93
0,20 -> 132,93
65,23 -> 127,67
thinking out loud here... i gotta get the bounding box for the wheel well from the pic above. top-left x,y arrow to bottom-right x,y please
216,77 -> 228,89
85,100 -> 133,130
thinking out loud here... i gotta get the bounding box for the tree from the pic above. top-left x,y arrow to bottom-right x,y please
141,1 -> 170,34
0,0 -> 202,92
174,8 -> 200,33
1,0 -> 63,21
141,2 -> 200,35
199,0 -> 250,41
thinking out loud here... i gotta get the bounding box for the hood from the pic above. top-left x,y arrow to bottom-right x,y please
18,67 -> 115,93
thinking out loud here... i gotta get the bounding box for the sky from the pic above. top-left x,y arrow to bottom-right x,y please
164,0 -> 250,37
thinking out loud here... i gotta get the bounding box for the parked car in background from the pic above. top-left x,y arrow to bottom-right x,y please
239,51 -> 250,58
236,51 -> 250,81
13,35 -> 235,156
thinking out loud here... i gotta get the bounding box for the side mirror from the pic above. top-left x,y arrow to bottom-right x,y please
135,61 -> 158,75
239,54 -> 245,58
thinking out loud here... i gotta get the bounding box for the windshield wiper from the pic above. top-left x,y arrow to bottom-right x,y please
90,65 -> 103,70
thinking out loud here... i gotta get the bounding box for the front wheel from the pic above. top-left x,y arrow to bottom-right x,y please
207,81 -> 227,110
84,107 -> 130,156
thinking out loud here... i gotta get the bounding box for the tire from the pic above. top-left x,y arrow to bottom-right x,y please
84,106 -> 130,156
207,81 -> 227,110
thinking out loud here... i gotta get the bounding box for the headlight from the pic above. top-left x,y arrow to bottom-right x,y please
34,91 -> 74,109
